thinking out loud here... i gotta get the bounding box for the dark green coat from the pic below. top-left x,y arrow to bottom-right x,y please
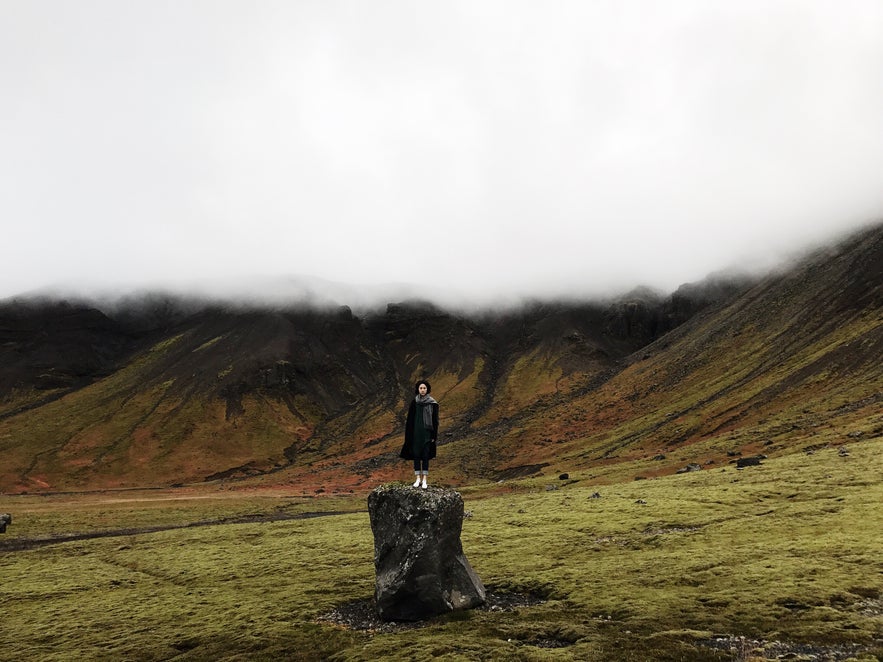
399,399 -> 439,460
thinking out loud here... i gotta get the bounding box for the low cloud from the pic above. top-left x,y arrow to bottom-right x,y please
2,2 -> 881,304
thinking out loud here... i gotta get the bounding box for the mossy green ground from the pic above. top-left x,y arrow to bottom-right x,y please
2,440 -> 882,661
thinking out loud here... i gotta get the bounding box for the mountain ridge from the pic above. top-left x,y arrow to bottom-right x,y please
0,223 -> 880,494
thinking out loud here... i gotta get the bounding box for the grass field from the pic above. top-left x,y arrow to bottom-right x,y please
2,439 -> 881,661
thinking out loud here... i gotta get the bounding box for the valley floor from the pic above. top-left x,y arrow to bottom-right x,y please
1,439 -> 882,661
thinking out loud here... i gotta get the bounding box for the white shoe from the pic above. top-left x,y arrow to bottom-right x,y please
421,478 -> 428,489
413,477 -> 421,487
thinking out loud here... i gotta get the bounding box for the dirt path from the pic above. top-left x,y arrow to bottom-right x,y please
0,509 -> 358,552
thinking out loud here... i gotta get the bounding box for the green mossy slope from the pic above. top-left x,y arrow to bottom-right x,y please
1,438 -> 881,661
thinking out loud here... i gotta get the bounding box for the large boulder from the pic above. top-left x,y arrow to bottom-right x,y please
367,484 -> 485,621
0,513 -> 11,533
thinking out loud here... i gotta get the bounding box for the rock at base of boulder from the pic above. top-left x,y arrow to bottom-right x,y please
368,484 -> 486,622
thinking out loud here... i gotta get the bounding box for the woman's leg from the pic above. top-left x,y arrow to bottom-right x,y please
420,459 -> 429,488
412,460 -> 421,487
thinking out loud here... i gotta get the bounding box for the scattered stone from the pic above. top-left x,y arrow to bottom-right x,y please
558,473 -> 569,480
0,513 -> 10,533
697,634 -> 873,661
705,459 -> 715,465
642,524 -> 701,536
726,450 -> 740,457
634,476 -> 647,481
838,447 -> 850,457
319,588 -> 545,632
545,484 -> 559,491
367,484 -> 485,622
676,463 -> 702,474
735,455 -> 766,468
531,637 -> 574,649
463,510 -> 473,518
589,492 -> 601,499
652,454 -> 666,461
635,499 -> 647,505
763,439 -> 774,446
846,431 -> 863,438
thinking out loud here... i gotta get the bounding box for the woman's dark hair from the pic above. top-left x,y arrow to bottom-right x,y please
414,380 -> 431,394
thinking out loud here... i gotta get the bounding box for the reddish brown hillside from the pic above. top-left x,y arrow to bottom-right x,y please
0,287 -> 691,492
477,223 -> 882,482
0,223 -> 879,494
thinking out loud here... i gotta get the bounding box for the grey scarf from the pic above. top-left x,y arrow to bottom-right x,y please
415,394 -> 437,430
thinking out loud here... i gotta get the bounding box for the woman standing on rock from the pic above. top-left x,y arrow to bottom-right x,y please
400,380 -> 439,488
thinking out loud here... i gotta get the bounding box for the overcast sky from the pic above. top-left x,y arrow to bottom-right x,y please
2,1 -> 882,307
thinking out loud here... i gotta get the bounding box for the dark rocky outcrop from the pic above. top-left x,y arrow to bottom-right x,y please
0,301 -> 138,397
0,513 -> 11,533
735,455 -> 766,468
367,484 -> 485,621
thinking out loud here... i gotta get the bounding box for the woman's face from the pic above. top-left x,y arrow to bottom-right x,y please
418,383 -> 428,396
